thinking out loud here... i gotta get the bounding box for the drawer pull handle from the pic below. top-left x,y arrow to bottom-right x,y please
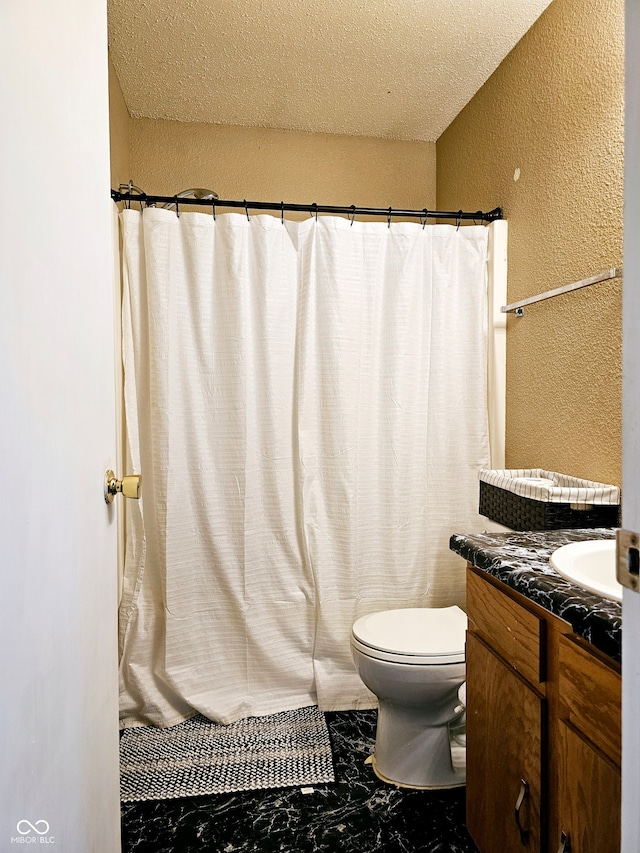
514,779 -> 530,844
557,831 -> 571,852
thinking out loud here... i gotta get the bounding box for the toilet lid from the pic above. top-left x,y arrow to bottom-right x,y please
351,606 -> 467,664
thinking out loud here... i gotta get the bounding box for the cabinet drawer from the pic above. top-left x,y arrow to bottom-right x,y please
558,634 -> 621,767
467,569 -> 544,686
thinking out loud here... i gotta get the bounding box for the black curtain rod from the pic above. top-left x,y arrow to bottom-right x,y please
110,190 -> 502,223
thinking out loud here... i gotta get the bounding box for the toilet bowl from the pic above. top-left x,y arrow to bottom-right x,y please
351,606 -> 467,789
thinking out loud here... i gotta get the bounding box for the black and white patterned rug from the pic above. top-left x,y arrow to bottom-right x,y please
120,705 -> 335,802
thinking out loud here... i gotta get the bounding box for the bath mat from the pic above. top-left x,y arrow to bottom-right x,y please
119,705 -> 335,802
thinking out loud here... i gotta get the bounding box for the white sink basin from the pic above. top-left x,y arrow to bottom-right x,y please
550,540 -> 621,602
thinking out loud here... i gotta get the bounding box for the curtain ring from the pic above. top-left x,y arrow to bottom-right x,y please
387,207 -> 392,228
312,202 -> 318,221
423,208 -> 428,229
281,201 -> 285,225
175,197 -> 180,218
349,205 -> 356,227
212,199 -> 216,221
456,210 -> 462,231
244,200 -> 250,221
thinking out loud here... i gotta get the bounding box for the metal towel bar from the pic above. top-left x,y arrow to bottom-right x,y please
502,267 -> 622,316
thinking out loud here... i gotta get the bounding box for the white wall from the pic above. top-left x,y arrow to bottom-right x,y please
0,2 -> 121,851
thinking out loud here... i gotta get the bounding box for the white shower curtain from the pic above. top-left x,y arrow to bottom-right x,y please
118,207 -> 490,728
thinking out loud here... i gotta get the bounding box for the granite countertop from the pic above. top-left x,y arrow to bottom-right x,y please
450,528 -> 621,663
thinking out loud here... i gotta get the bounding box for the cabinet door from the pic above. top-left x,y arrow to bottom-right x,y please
467,631 -> 544,853
556,720 -> 620,853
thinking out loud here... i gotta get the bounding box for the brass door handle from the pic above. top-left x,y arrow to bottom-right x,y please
104,470 -> 142,503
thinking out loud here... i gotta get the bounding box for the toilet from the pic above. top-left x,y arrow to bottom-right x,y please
351,605 -> 467,789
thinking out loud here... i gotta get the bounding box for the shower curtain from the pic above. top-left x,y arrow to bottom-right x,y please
118,207 -> 490,728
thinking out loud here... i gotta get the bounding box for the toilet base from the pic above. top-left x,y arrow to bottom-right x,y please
372,702 -> 466,789
366,754 -> 465,790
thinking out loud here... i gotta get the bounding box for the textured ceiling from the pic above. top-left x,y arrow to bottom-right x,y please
108,0 -> 553,142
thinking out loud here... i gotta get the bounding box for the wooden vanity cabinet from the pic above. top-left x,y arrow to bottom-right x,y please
466,632 -> 544,852
466,566 -> 621,853
556,720 -> 620,852
555,634 -> 621,852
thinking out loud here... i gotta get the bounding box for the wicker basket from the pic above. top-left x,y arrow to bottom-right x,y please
479,480 -> 620,531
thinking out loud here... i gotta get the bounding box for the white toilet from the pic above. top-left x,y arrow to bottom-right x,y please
351,605 -> 467,789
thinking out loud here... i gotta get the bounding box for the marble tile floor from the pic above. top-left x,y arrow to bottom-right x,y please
121,710 -> 479,853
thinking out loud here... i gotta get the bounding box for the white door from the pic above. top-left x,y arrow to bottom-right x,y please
622,4 -> 640,850
0,1 -> 121,851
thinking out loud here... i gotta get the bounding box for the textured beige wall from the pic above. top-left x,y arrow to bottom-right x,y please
129,119 -> 436,217
108,57 -> 130,190
437,0 -> 624,487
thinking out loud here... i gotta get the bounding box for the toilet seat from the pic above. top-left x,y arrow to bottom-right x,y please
351,606 -> 467,664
